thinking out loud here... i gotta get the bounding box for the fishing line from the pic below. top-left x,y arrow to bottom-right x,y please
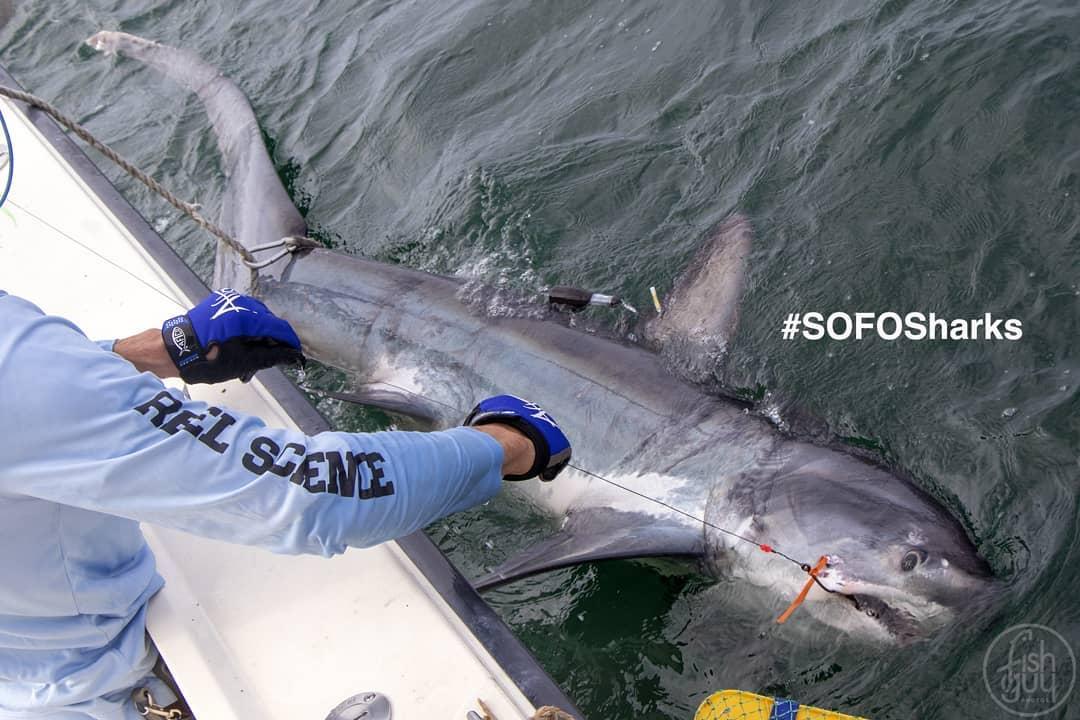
568,465 -> 836,606
304,376 -> 833,588
8,200 -> 186,310
566,462 -> 807,567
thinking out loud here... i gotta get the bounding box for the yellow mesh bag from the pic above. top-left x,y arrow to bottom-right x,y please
694,690 -> 869,720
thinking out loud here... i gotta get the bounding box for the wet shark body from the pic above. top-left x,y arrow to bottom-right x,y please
88,31 -> 994,642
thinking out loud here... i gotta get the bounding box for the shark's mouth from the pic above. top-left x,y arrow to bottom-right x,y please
845,593 -> 921,641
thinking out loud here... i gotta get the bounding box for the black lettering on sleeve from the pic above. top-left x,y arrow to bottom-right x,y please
326,452 -> 355,496
345,452 -> 365,498
291,452 -> 326,493
356,452 -> 373,500
243,436 -> 280,474
365,452 -> 394,498
270,443 -> 306,477
133,390 -> 183,428
160,410 -> 206,437
198,407 -> 236,454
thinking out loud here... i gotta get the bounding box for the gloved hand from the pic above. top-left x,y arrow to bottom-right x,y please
464,395 -> 572,481
162,288 -> 304,384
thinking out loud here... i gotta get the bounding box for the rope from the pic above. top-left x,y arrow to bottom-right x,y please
475,698 -> 577,720
0,84 -> 303,271
0,107 -> 13,209
532,707 -> 576,720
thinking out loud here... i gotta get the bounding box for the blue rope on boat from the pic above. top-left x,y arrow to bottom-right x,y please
0,107 -> 12,209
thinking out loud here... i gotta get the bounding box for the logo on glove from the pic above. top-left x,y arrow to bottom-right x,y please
210,288 -> 257,321
518,397 -> 560,429
171,325 -> 191,355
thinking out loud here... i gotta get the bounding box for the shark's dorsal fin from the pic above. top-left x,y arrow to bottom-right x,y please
473,508 -> 704,591
645,214 -> 752,364
87,31 -> 306,292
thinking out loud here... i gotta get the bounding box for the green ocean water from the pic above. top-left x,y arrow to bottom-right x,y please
2,1 -> 1078,718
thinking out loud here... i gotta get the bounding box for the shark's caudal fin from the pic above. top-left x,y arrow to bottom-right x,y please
86,31 -> 306,292
644,215 -> 752,372
473,508 -> 704,591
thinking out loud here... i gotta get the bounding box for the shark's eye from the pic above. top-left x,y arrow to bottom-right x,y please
901,549 -> 926,572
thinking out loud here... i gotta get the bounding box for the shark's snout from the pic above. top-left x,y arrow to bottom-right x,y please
807,542 -> 997,642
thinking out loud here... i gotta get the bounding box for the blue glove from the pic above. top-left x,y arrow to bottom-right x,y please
162,288 -> 304,384
464,395 -> 572,481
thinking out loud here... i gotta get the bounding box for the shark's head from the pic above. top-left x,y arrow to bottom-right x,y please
807,502 -> 996,643
721,442 -> 995,643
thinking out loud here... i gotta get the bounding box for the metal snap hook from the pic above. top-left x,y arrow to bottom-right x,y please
324,691 -> 391,720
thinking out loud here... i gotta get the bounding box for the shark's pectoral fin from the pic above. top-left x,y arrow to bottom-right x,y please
644,214 -> 752,374
318,383 -> 446,428
473,509 -> 704,591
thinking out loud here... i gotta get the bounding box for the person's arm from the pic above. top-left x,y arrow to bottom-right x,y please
112,328 -> 179,378
0,296 -> 509,555
109,325 -> 537,476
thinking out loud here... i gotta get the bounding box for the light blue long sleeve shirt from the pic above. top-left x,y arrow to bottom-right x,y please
0,291 -> 504,718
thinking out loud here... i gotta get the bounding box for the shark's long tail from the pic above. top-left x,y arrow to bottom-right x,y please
86,32 -> 261,181
86,31 -> 306,290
